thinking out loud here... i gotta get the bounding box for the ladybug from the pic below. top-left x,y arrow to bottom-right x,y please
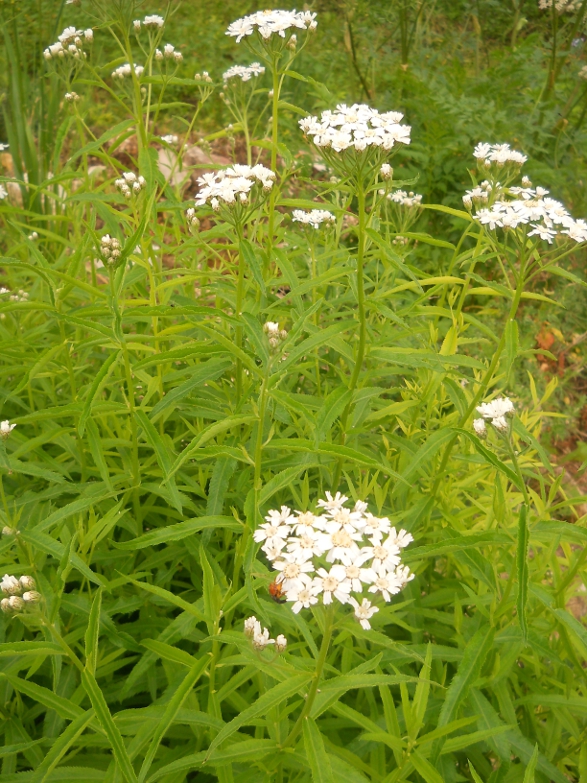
269,579 -> 286,604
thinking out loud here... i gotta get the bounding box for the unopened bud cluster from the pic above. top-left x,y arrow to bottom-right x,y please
264,321 -> 287,350
186,208 -> 200,229
65,92 -> 80,103
100,234 -> 122,264
244,616 -> 287,652
133,15 -> 165,32
195,71 -> 213,83
1,574 -> 41,614
155,44 -> 183,63
380,163 -> 393,180
115,172 -> 146,198
44,26 -> 93,61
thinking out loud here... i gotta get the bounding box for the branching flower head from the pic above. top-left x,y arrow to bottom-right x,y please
112,63 -> 144,80
195,164 -> 275,220
292,209 -> 336,230
226,9 -> 317,45
476,396 -> 515,433
300,104 -> 410,181
44,26 -> 92,62
466,144 -> 587,245
243,616 -> 287,653
258,496 -> 414,629
223,63 -> 265,84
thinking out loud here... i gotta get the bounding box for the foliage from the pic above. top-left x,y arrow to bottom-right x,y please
0,2 -> 587,783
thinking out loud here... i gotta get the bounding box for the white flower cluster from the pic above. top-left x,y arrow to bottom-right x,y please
112,63 -> 144,79
160,134 -> 179,144
155,44 -> 183,63
539,0 -> 582,11
100,234 -> 122,263
462,180 -> 493,208
195,71 -> 213,84
292,209 -> 336,229
255,494 -> 414,630
226,9 -> 317,43
133,15 -> 165,31
264,321 -> 288,349
380,163 -> 393,180
474,142 -> 527,167
223,63 -> 266,83
1,574 -> 41,614
580,65 -> 587,80
43,26 -> 93,60
300,104 -> 411,153
115,171 -> 146,198
474,396 -> 515,436
388,190 -> 422,208
244,616 -> 287,652
195,164 -> 275,209
473,185 -> 587,243
65,91 -> 80,103
0,420 -> 16,439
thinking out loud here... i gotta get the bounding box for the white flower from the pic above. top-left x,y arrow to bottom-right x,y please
292,209 -> 336,229
342,560 -> 376,592
2,527 -> 16,536
357,536 -> 401,572
273,555 -> 314,591
264,505 -> 295,526
22,591 -> 42,604
300,103 -> 411,154
368,569 -> 403,602
286,531 -> 328,559
0,420 -> 16,439
476,397 -> 515,424
317,491 -> 348,512
380,163 -> 393,180
388,190 -> 422,208
528,224 -> 557,243
112,63 -> 144,79
0,598 -> 11,614
274,634 -> 288,652
0,184 -> 7,200
253,518 -> 291,548
388,527 -> 414,549
223,63 -> 265,82
252,626 -> 274,650
144,15 -> 165,28
362,513 -> 391,541
473,418 -> 487,438
395,564 -> 415,587
195,164 -> 275,208
322,526 -> 362,564
313,565 -> 351,605
286,578 -> 319,613
1,574 -> 21,596
292,510 -> 325,534
349,597 -> 379,630
226,9 -> 317,43
244,615 -> 261,637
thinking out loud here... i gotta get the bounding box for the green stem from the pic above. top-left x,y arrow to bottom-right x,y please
282,604 -> 335,748
431,244 -> 529,497
333,182 -> 367,488
266,61 -> 281,269
235,225 -> 246,404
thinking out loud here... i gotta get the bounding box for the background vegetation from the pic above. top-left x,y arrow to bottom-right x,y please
0,1 -> 587,782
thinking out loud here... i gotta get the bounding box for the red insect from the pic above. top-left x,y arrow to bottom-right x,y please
269,579 -> 286,603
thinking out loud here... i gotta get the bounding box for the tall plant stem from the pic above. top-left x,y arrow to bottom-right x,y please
333,183 -> 367,488
266,62 -> 281,266
235,226 -> 246,404
282,604 -> 335,749
431,248 -> 529,498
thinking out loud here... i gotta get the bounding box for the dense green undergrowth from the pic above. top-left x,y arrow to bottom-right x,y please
0,2 -> 587,782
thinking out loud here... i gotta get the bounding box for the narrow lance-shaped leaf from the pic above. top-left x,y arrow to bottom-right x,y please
517,503 -> 530,642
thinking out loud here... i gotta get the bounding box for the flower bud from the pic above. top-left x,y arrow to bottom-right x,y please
274,634 -> 287,653
1,598 -> 11,613
9,595 -> 25,611
19,575 -> 36,591
1,574 -> 21,595
23,591 -> 42,604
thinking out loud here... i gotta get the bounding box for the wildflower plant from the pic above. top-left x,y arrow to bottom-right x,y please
0,2 -> 586,782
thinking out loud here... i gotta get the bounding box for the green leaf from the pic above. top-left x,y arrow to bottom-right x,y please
454,428 -> 523,489
135,408 -> 183,512
504,318 -> 519,380
240,238 -> 265,292
125,577 -> 206,623
34,710 -> 95,783
146,740 -> 279,782
303,717 -> 334,783
206,457 -> 237,516
0,673 -> 85,720
0,641 -> 63,657
19,529 -> 106,587
411,749 -> 445,783
469,763 -> 485,783
138,655 -> 209,783
79,350 -> 120,436
114,515 -> 241,549
517,504 -> 530,642
80,669 -> 138,783
523,745 -> 539,783
431,626 -> 495,761
315,386 -> 352,444
205,674 -> 312,758
397,427 -> 455,485
84,588 -> 102,675
149,358 -> 231,421
140,639 -> 198,667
